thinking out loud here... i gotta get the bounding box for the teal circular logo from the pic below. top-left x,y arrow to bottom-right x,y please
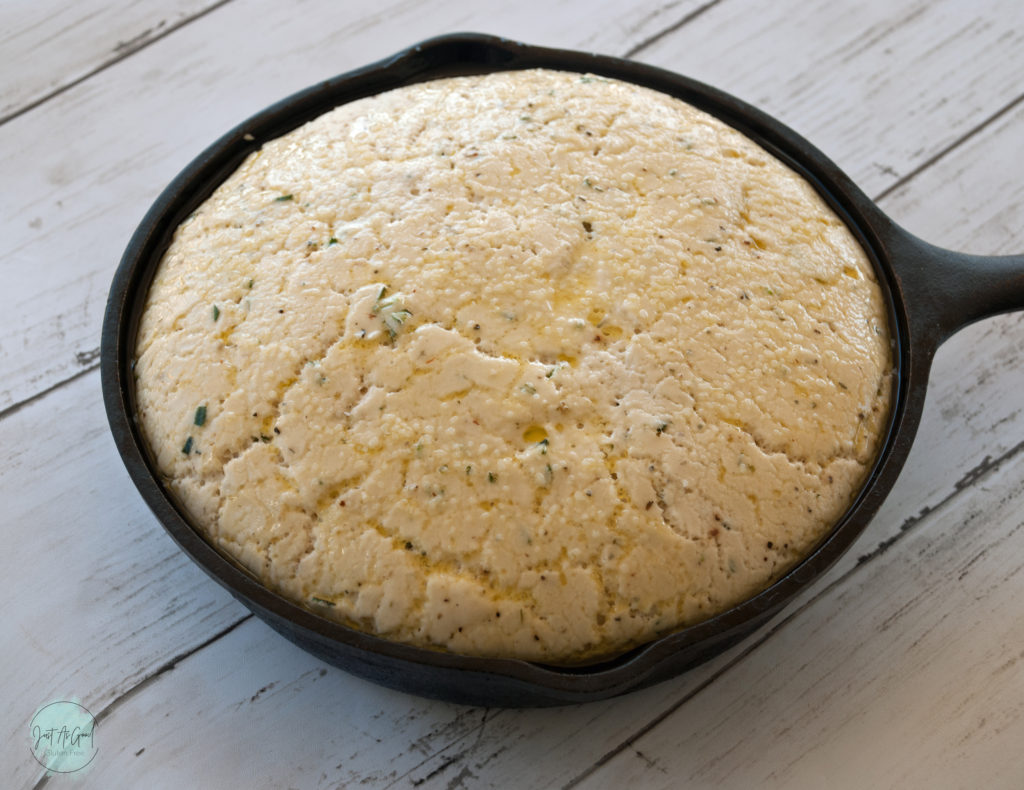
29,700 -> 97,774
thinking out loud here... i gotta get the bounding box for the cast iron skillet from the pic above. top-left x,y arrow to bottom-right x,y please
101,33 -> 1024,706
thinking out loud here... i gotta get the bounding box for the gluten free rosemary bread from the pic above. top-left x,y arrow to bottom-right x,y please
135,69 -> 892,662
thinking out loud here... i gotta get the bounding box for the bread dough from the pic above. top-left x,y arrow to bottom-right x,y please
134,69 -> 892,662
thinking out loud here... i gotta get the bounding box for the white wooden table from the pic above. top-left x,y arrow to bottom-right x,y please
4,2 -> 1023,787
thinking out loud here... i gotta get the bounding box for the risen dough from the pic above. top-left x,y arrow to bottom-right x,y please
135,69 -> 891,662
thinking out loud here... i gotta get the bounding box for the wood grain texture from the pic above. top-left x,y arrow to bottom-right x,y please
57,615 -> 773,789
3,0 -> 1023,787
0,0 -> 224,122
634,0 -> 1024,198
0,371 -> 247,790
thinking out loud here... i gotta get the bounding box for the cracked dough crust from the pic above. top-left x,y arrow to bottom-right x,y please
134,69 -> 892,663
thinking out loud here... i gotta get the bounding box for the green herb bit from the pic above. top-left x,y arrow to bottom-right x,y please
328,237 -> 339,245
212,305 -> 220,321
583,177 -> 603,191
182,436 -> 193,454
194,405 -> 207,426
372,286 -> 413,338
544,463 -> 554,485
538,438 -> 549,454
274,194 -> 294,202
520,115 -> 533,122
520,383 -> 537,396
382,308 -> 412,339
247,278 -> 255,289
655,421 -> 669,436
488,472 -> 497,483
259,434 -> 272,443
466,465 -> 473,476
310,596 -> 336,607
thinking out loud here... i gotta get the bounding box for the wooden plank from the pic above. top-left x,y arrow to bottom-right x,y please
62,617 -> 755,788
635,0 -> 1024,198
0,370 -> 248,789
0,0 -> 223,122
2,0 -> 1024,413
574,439 -> 1024,790
45,580 -> 784,788
0,0 -> 704,415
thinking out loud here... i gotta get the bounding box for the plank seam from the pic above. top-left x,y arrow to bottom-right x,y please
873,91 -> 1024,204
0,0 -> 236,128
0,363 -> 99,422
29,614 -> 253,790
623,0 -> 725,58
853,437 -> 1024,566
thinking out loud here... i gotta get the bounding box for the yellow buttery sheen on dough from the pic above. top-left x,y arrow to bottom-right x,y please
134,69 -> 892,663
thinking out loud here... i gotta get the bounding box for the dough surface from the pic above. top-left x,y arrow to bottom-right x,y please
135,69 -> 892,662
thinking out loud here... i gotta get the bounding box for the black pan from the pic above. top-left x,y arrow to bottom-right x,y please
101,33 -> 1024,706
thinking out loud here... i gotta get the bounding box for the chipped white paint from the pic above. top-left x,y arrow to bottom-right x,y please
1,0 -> 1022,788
0,0 -> 222,121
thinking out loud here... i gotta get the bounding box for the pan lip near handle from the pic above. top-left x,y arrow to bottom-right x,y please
878,217 -> 1024,350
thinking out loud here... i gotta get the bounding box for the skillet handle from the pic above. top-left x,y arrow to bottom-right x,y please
885,228 -> 1024,349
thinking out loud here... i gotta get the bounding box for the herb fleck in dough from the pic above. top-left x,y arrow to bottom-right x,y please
134,69 -> 892,663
